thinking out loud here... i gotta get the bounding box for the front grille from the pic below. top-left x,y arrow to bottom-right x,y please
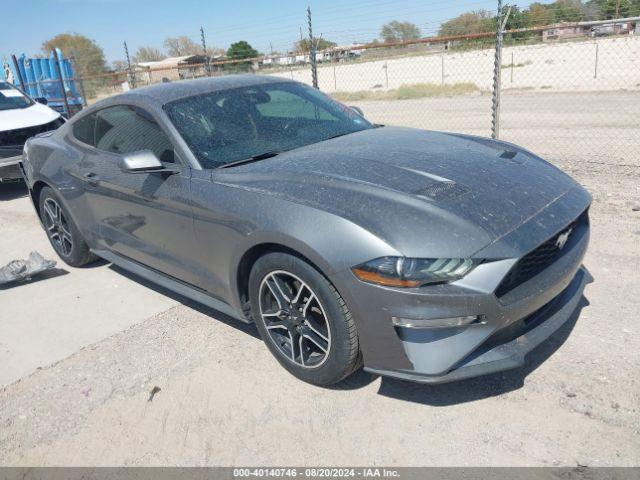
495,210 -> 589,297
0,118 -> 64,158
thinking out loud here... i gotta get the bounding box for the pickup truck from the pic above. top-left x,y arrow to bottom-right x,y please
0,81 -> 65,182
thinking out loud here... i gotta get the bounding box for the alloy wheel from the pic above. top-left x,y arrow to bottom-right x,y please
259,270 -> 331,369
42,198 -> 73,257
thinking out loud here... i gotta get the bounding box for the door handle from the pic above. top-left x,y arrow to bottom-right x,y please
83,172 -> 100,185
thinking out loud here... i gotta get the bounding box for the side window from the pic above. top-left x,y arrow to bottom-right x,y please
72,113 -> 97,146
256,89 -> 337,121
94,105 -> 177,163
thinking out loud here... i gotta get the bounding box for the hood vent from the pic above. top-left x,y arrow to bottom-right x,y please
417,181 -> 469,201
499,149 -> 526,164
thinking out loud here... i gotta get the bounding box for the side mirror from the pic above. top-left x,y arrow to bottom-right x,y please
34,97 -> 48,105
119,150 -> 179,174
349,105 -> 364,117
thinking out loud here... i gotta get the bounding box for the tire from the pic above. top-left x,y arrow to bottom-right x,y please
38,186 -> 98,267
249,252 -> 361,386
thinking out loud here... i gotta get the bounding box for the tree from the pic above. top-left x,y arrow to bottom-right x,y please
111,60 -> 129,72
163,36 -> 224,58
585,0 -> 640,18
551,0 -> 586,21
294,38 -> 337,53
164,35 -> 224,57
526,3 -> 557,25
41,33 -> 107,77
226,41 -> 259,59
583,0 -> 603,19
503,6 -> 529,30
438,10 -> 494,37
380,21 -> 421,43
133,46 -> 166,63
502,6 -> 534,39
164,36 -> 202,56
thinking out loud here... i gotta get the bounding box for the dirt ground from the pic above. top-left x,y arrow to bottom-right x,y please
0,92 -> 639,466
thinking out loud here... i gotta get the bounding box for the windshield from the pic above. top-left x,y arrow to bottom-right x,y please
164,81 -> 373,168
0,82 -> 33,111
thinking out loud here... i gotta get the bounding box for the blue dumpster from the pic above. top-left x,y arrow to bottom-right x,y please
1,49 -> 84,116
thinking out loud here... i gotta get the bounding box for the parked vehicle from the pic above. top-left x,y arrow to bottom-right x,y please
21,75 -> 590,386
0,81 -> 64,182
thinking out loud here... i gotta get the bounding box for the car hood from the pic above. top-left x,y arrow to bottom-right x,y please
0,102 -> 61,132
213,127 -> 582,257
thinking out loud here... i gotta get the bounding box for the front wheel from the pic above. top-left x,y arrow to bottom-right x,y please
249,252 -> 361,386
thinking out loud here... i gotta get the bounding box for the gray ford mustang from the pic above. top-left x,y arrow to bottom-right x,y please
21,75 -> 591,386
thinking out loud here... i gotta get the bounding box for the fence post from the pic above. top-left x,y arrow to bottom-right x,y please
384,61 -> 389,89
307,6 -> 318,89
594,42 -> 599,79
10,55 -> 26,91
441,53 -> 445,86
53,49 -> 71,118
201,26 -> 211,76
70,52 -> 88,107
124,41 -> 136,89
334,63 -> 337,91
491,0 -> 506,139
510,51 -> 514,84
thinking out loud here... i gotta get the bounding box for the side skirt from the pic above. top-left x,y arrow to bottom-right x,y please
92,249 -> 249,323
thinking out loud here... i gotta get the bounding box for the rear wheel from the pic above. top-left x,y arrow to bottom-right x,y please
249,252 -> 361,386
39,186 -> 98,267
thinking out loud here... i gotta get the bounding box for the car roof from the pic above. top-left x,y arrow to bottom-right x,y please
94,74 -> 292,108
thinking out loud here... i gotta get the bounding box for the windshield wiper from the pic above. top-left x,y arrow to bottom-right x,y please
218,151 -> 280,169
325,131 -> 355,141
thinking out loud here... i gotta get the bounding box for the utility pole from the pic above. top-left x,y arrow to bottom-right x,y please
307,5 -> 318,89
491,0 -> 511,139
124,41 -> 136,89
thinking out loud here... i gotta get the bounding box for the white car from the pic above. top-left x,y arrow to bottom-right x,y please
0,81 -> 64,182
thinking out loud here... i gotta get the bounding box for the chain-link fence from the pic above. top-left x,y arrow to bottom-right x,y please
16,15 -> 637,166
498,29 -> 639,164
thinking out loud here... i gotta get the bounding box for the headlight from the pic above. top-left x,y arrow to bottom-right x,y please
351,256 -> 479,288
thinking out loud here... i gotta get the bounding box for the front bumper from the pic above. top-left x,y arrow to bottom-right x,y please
0,155 -> 24,181
365,266 -> 589,384
331,190 -> 591,384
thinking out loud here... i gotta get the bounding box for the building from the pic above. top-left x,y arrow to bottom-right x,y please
591,22 -> 633,37
542,23 -> 590,42
136,55 -> 209,82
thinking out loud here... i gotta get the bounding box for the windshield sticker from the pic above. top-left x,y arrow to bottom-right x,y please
0,89 -> 24,98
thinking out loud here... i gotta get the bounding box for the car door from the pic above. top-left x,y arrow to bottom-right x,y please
75,104 -> 202,286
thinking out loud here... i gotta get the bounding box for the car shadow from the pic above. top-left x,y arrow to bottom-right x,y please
374,295 -> 590,406
106,260 -> 590,398
0,181 -> 28,201
108,264 -> 261,340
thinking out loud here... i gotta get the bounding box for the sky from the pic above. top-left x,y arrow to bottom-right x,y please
2,0 -> 538,64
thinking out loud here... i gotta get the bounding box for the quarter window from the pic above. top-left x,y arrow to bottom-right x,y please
72,113 -> 97,146
93,105 -> 177,163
